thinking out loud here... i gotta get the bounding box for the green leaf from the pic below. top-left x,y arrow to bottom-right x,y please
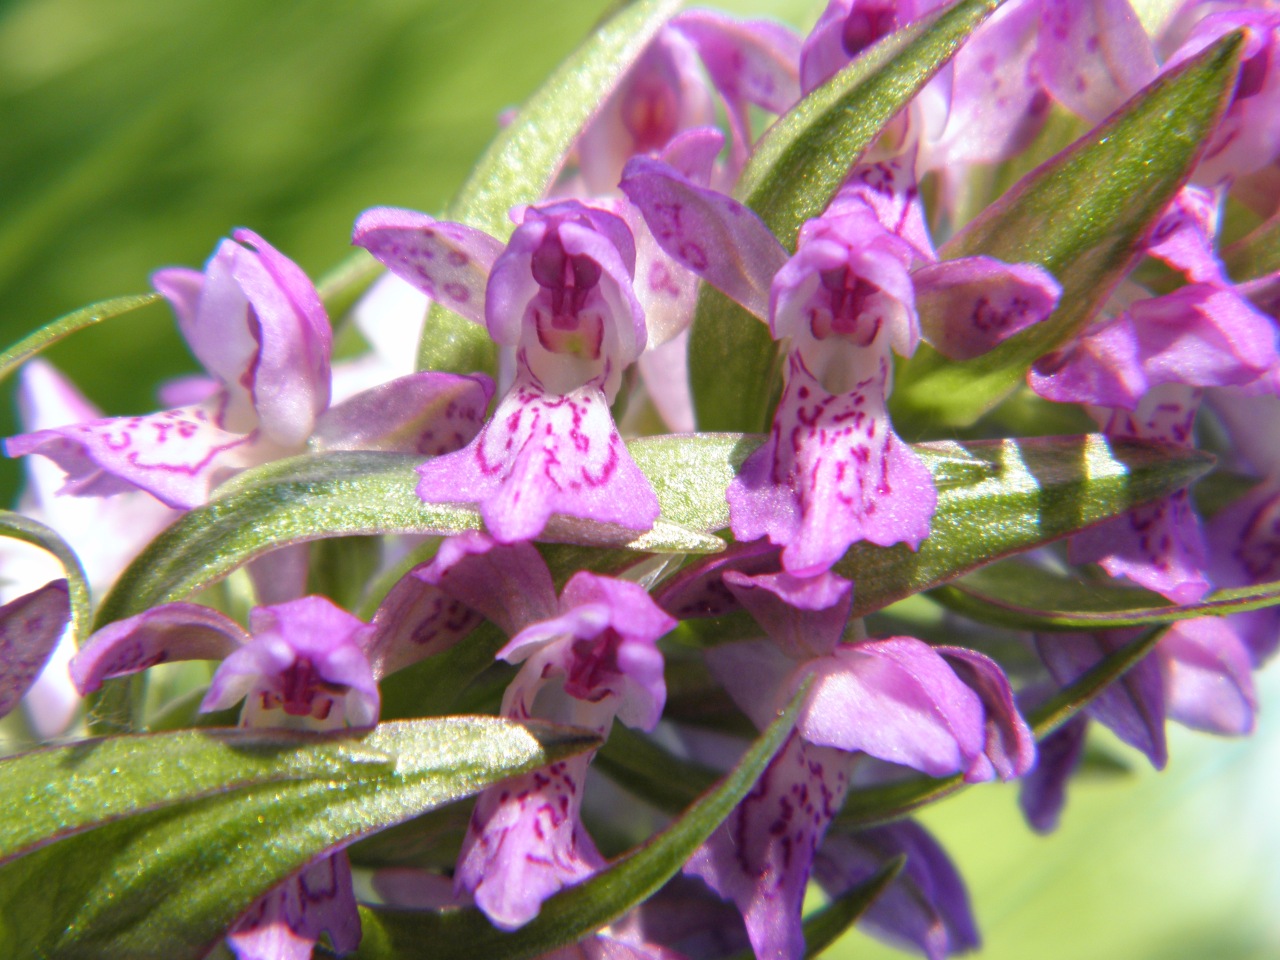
932,558 -> 1280,632
835,434 -> 1213,617
0,510 -> 91,644
723,856 -> 906,960
0,718 -> 599,960
892,32 -> 1243,427
353,685 -> 805,960
836,627 -> 1168,829
0,726 -> 395,866
407,0 -> 682,377
0,293 -> 160,386
95,441 -> 741,627
689,0 -> 1000,432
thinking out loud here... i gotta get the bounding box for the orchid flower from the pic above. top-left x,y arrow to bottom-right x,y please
71,596 -> 389,960
574,10 -> 800,195
450,560 -> 675,926
0,360 -> 181,736
1030,184 -> 1280,602
354,201 -> 661,543
668,566 -> 1031,960
813,820 -> 980,960
621,156 -> 1058,575
7,230 -> 493,511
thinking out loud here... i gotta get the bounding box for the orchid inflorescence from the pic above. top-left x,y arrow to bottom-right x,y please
0,0 -> 1278,958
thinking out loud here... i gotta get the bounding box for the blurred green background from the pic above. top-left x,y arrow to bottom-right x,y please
2,0 -> 1277,957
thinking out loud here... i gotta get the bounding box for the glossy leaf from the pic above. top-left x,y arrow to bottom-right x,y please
96,440 -> 744,627
0,510 -> 91,644
0,726 -> 396,866
0,718 -> 599,960
932,558 -> 1280,632
836,628 -> 1167,828
352,685 -> 804,960
689,0 -> 999,432
893,33 -> 1243,427
834,434 -> 1213,617
0,293 -> 160,386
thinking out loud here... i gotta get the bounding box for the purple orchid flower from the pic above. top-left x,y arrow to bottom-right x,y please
71,595 -> 392,960
0,360 -> 182,736
573,11 -> 799,195
1030,185 -> 1280,603
353,201 -> 661,543
799,0 -> 1056,175
813,820 -> 980,960
620,157 -> 1058,575
683,567 -> 1031,960
7,230 -> 494,511
0,580 -> 72,724
452,562 -> 675,928
1034,616 -> 1257,779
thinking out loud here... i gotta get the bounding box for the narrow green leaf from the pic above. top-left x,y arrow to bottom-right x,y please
410,0 -> 681,376
95,442 -> 739,627
689,0 -> 1000,432
353,685 -> 805,960
837,434 -> 1213,617
0,718 -> 599,960
722,856 -> 906,960
0,511 -> 91,644
0,726 -> 395,866
837,626 -> 1168,828
893,33 -> 1242,427
932,558 -> 1280,632
0,293 -> 160,386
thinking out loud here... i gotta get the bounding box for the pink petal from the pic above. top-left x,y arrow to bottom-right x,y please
7,400 -> 268,510
71,602 -> 246,695
832,157 -> 936,262
576,26 -> 718,195
415,379 -> 659,544
1158,617 -> 1257,736
228,853 -> 361,960
620,156 -> 787,321
1035,0 -> 1159,123
414,532 -> 558,638
231,229 -> 332,448
0,580 -> 72,720
802,637 -> 988,779
352,207 -> 503,324
685,732 -> 854,960
913,256 -> 1061,361
365,569 -> 482,679
210,597 -> 378,726
724,569 -> 852,660
926,0 -> 1051,168
456,753 -> 604,929
729,353 -> 935,577
937,646 -> 1036,780
313,371 -> 493,455
1036,630 -> 1168,769
1144,186 -> 1226,284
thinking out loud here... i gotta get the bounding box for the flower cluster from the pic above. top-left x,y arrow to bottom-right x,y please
1,1 -> 1278,959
